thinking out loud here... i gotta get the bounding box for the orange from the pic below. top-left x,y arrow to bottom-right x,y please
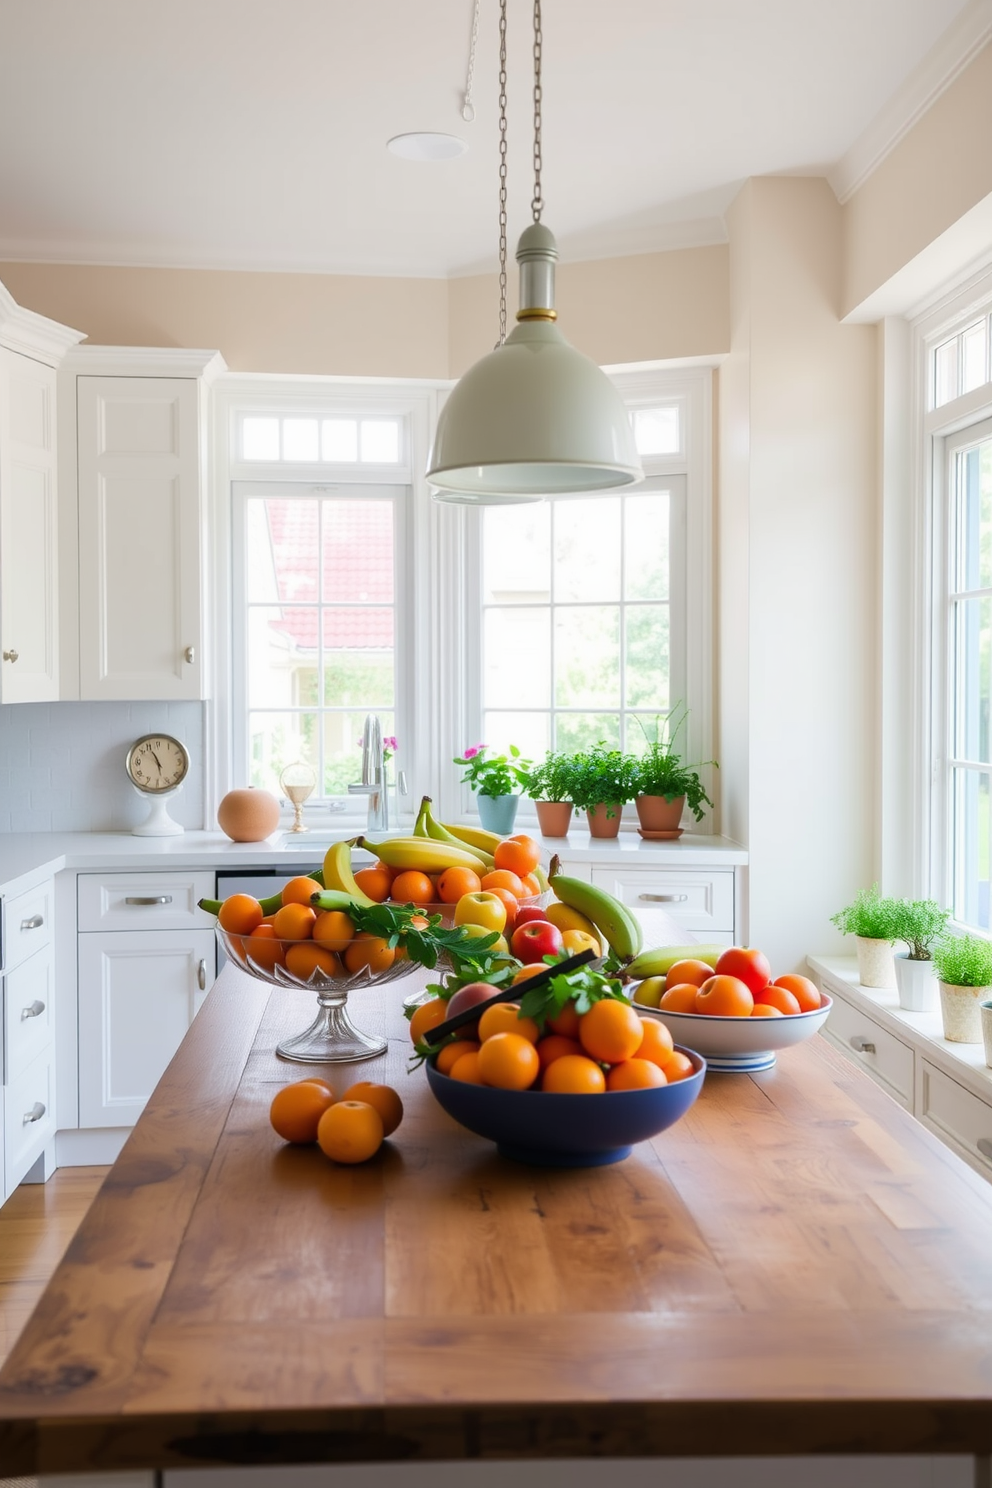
449,1050 -> 486,1084
436,866 -> 483,904
578,999 -> 644,1064
541,1054 -> 606,1094
493,834 -> 541,877
519,873 -> 542,897
662,1050 -> 696,1082
478,1002 -> 540,1044
218,893 -> 264,936
313,909 -> 355,953
285,942 -> 342,980
664,958 -> 717,989
635,1017 -> 676,1068
772,974 -> 822,1012
695,975 -> 754,1017
245,923 -> 286,971
435,1038 -> 481,1075
477,1031 -> 540,1090
408,997 -> 450,1044
269,1080 -> 336,1143
272,902 -> 316,941
488,886 -> 520,929
751,1003 -> 784,1018
316,1100 -> 384,1163
511,962 -> 549,987
606,1058 -> 667,1090
546,1001 -> 581,1038
389,869 -> 436,906
280,875 -> 323,907
343,932 -> 396,975
658,983 -> 702,1013
353,865 -> 393,902
535,1034 -> 582,1071
753,984 -> 802,1016
481,868 -> 527,898
342,1081 -> 403,1137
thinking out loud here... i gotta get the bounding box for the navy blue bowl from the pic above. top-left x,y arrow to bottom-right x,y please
425,1045 -> 706,1167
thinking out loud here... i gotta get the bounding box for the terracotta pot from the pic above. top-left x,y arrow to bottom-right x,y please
938,981 -> 987,1043
217,787 -> 281,842
586,803 -> 623,839
855,936 -> 896,989
635,793 -> 685,833
535,800 -> 574,837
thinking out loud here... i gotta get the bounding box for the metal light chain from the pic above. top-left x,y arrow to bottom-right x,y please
496,0 -> 508,347
531,0 -> 543,221
463,0 -> 480,121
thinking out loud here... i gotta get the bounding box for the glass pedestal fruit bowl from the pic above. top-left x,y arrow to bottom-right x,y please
216,926 -> 413,1064
637,993 -> 833,1073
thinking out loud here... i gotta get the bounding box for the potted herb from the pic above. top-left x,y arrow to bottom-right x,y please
931,934 -> 992,1045
633,709 -> 716,836
520,750 -> 576,838
453,744 -> 532,835
829,885 -> 901,989
566,744 -> 640,839
889,898 -> 950,1012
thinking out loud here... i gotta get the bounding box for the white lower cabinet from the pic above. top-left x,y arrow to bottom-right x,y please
919,1059 -> 992,1180
819,992 -> 915,1110
2,873 -> 57,1200
583,863 -> 736,945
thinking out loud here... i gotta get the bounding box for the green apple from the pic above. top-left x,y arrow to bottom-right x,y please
453,891 -> 507,935
456,923 -> 509,954
631,975 -> 666,1008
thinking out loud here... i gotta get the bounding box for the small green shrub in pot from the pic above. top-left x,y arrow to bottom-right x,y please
633,709 -> 716,830
889,898 -> 950,1012
453,743 -> 532,835
830,885 -> 901,989
932,934 -> 992,1044
566,744 -> 640,837
519,750 -> 577,837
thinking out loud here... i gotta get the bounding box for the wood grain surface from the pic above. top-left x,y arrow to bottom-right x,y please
3,962 -> 992,1475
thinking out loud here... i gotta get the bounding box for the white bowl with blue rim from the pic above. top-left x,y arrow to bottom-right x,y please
639,992 -> 832,1073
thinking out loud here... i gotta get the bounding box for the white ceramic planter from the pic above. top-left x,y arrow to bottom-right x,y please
938,981 -> 987,1044
893,952 -> 938,1012
981,1001 -> 992,1069
855,936 -> 896,989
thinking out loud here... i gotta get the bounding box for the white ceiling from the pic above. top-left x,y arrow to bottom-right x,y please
0,0 -> 984,279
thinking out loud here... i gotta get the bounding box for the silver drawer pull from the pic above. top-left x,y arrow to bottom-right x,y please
124,895 -> 173,906
977,1138 -> 992,1161
850,1036 -> 876,1054
638,893 -> 689,903
197,958 -> 207,991
20,914 -> 44,930
184,645 -> 195,664
3,648 -> 18,663
23,1102 -> 46,1125
21,1000 -> 45,1020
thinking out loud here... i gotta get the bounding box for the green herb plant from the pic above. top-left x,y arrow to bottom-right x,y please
931,934 -> 992,988
830,885 -> 902,942
453,744 -> 532,799
566,744 -> 641,818
890,899 -> 950,961
519,749 -> 577,805
633,707 -> 716,823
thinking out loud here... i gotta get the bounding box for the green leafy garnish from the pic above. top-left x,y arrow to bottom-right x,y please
345,900 -> 501,970
517,960 -> 629,1032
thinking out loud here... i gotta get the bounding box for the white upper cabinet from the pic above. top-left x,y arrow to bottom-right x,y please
0,280 -> 83,703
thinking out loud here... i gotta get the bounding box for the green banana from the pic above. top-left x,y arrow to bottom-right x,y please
421,797 -> 496,869
441,820 -> 505,855
547,860 -> 643,961
322,839 -> 378,907
359,835 -> 488,875
309,888 -> 369,916
624,944 -> 723,979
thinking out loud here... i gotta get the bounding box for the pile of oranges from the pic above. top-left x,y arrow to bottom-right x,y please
219,877 -> 401,978
355,834 -> 544,919
637,956 -> 824,1019
410,992 -> 696,1094
269,1077 -> 403,1163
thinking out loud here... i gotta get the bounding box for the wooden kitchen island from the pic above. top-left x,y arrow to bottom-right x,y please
3,961 -> 992,1482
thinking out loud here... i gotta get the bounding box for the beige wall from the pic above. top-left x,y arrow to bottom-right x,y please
843,41 -> 992,316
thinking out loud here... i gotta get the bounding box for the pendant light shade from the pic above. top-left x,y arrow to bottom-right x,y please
428,224 -> 643,500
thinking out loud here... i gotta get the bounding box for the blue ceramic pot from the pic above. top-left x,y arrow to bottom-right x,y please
476,793 -> 519,835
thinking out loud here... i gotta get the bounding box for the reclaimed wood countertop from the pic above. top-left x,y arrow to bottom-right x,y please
3,961 -> 992,1476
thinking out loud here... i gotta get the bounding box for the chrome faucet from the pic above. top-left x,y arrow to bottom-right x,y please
348,714 -> 388,832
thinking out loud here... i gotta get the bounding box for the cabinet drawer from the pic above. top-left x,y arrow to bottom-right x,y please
920,1060 -> 992,1177
589,866 -> 734,935
821,992 -> 915,1108
78,871 -> 215,931
4,942 -> 54,1080
3,879 -> 53,972
4,1046 -> 55,1191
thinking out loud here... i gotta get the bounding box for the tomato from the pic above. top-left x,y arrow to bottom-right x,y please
714,945 -> 771,996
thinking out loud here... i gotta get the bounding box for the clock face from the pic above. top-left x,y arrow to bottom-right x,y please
125,734 -> 189,795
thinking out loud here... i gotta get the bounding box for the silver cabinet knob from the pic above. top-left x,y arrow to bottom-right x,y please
850,1035 -> 876,1054
124,896 -> 173,906
638,893 -> 689,903
197,958 -> 207,991
21,1000 -> 46,1020
3,648 -> 18,662
184,645 -> 195,664
20,914 -> 44,930
23,1102 -> 46,1125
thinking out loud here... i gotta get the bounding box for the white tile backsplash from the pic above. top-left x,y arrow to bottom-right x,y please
0,702 -> 205,832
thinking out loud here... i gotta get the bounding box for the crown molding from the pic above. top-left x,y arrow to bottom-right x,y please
829,0 -> 992,205
0,277 -> 85,364
60,344 -> 228,383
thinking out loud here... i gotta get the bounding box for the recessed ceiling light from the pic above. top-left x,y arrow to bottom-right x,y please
387,132 -> 468,162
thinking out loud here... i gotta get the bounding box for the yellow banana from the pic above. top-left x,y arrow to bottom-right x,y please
545,901 -> 600,942
422,798 -> 496,870
441,820 -> 505,855
547,859 -> 643,960
624,944 -> 723,979
322,839 -> 377,907
359,835 -> 488,876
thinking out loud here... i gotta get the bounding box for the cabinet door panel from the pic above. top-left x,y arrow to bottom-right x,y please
77,376 -> 202,700
920,1060 -> 992,1179
4,942 -> 55,1079
4,1047 -> 56,1193
819,989 -> 915,1109
590,865 -> 734,936
78,929 -> 215,1127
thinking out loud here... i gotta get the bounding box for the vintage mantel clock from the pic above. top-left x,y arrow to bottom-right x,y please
125,733 -> 189,836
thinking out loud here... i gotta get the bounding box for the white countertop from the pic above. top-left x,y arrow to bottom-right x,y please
0,827 -> 747,899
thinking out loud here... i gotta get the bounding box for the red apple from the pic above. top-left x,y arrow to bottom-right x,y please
514,904 -> 552,928
510,920 -> 565,964
714,945 -> 772,996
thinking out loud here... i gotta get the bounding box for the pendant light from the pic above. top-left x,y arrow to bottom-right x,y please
428,0 -> 643,504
